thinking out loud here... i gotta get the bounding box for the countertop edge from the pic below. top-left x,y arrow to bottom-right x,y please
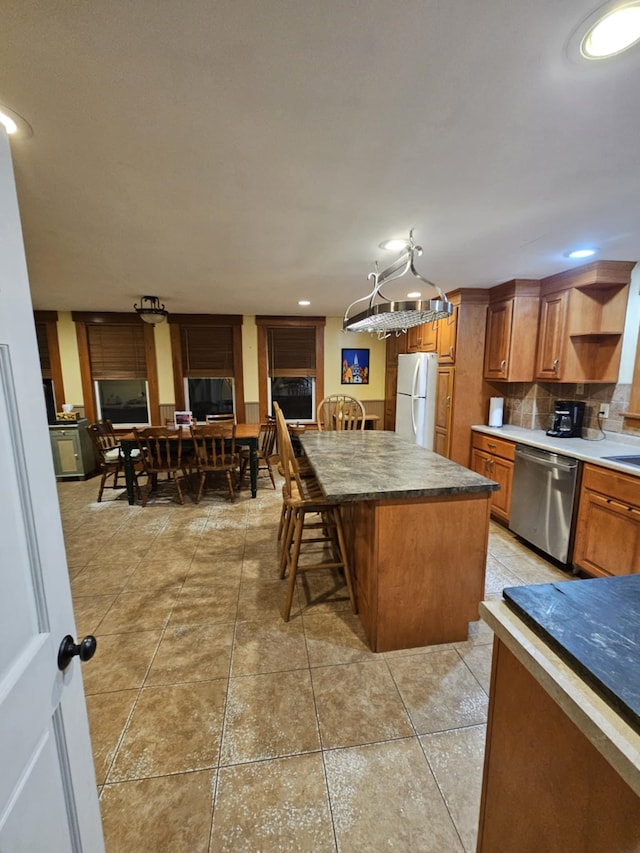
472,424 -> 640,477
480,599 -> 640,798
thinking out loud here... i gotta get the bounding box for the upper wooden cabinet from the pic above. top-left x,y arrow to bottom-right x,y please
407,320 -> 438,353
534,261 -> 634,383
483,280 -> 540,382
437,304 -> 458,364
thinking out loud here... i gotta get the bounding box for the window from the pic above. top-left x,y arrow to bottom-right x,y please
256,317 -> 325,423
168,315 -> 245,422
72,312 -> 160,424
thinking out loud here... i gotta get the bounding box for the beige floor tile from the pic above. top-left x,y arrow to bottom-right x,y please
236,578 -> 299,620
108,680 -> 227,781
100,770 -> 215,853
420,724 -> 487,853
303,611 -> 375,667
483,557 -> 523,599
169,581 -> 239,626
324,739 -> 464,852
239,555 -> 281,581
183,556 -> 243,586
459,643 -> 493,695
388,649 -> 488,734
71,562 -> 137,596
83,630 -> 161,695
211,753 -> 334,853
97,588 -> 181,634
86,689 -> 137,785
453,619 -> 494,651
124,557 -> 191,590
220,670 -> 319,764
72,594 -> 118,636
231,617 -> 308,676
312,660 -> 413,749
146,623 -> 234,685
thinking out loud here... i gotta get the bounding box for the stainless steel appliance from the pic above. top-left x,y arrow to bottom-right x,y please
546,400 -> 585,438
509,444 -> 580,563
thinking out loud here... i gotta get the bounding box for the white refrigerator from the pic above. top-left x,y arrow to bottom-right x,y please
395,352 -> 438,448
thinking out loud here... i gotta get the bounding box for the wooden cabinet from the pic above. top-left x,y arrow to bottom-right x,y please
436,304 -> 458,364
49,420 -> 96,480
535,261 -> 634,383
383,332 -> 408,430
471,432 -> 515,524
407,320 -> 437,353
434,366 -> 454,457
483,280 -> 540,382
573,463 -> 640,577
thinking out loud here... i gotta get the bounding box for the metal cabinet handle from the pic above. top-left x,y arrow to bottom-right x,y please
500,359 -> 507,373
487,442 -> 496,449
552,358 -> 560,373
449,345 -> 455,359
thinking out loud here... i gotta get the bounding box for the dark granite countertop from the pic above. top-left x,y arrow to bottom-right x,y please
503,575 -> 640,733
298,430 -> 499,502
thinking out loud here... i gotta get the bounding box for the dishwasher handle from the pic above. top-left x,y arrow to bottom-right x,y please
515,447 -> 577,473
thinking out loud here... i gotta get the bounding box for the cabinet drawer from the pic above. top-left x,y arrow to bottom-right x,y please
582,463 -> 640,508
472,433 -> 516,461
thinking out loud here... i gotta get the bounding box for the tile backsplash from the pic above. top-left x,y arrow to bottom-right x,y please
486,382 -> 635,437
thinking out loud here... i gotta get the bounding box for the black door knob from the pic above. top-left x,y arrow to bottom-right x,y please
57,634 -> 97,671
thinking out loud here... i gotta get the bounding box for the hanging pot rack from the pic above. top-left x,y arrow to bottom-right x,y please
343,230 -> 453,336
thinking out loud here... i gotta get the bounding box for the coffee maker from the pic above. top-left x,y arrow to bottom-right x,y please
546,400 -> 585,438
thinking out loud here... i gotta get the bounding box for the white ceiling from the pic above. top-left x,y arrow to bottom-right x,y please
2,1 -> 640,321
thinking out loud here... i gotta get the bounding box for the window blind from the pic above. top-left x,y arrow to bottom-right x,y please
88,324 -> 147,379
180,326 -> 234,377
267,326 -> 317,377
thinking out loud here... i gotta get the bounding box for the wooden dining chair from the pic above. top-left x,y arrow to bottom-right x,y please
133,426 -> 186,506
239,419 -> 277,490
189,422 -> 240,502
274,404 -> 357,622
316,394 -> 366,431
87,419 -> 143,502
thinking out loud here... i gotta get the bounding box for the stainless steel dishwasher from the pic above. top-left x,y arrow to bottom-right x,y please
509,444 -> 580,564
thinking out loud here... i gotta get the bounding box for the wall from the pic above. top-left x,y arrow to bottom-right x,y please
489,263 -> 640,436
51,312 -> 386,418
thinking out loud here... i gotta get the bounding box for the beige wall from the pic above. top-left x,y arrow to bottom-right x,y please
52,313 -> 385,409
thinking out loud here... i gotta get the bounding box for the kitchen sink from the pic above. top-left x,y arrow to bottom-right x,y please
601,455 -> 640,467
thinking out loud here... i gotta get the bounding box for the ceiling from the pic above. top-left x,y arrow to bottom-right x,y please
2,1 -> 640,322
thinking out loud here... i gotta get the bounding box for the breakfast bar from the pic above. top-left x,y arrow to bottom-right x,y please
299,430 -> 499,652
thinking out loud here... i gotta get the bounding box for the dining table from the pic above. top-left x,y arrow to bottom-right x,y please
118,423 -> 261,505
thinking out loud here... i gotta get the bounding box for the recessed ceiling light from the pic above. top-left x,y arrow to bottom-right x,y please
567,248 -> 597,259
0,104 -> 33,138
407,292 -> 422,299
581,2 -> 640,58
298,300 -> 310,306
379,238 -> 411,252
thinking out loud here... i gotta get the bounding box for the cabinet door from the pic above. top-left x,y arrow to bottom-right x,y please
437,307 -> 458,363
385,331 -> 407,367
434,366 -> 454,458
50,431 -> 82,477
535,291 -> 567,380
489,456 -> 513,523
384,365 -> 398,431
573,490 -> 640,577
471,448 -> 492,478
408,321 -> 437,353
483,300 -> 512,379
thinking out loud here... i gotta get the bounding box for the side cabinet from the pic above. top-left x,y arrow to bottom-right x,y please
49,420 -> 96,480
483,280 -> 540,382
573,463 -> 640,577
471,432 -> 515,524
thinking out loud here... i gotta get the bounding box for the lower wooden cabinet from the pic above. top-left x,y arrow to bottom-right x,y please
471,433 -> 515,524
573,463 -> 640,577
49,420 -> 96,480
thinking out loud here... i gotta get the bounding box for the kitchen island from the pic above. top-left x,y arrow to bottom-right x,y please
478,576 -> 640,852
299,430 -> 499,652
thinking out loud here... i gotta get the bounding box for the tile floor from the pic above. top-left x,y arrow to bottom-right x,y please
61,474 -> 571,852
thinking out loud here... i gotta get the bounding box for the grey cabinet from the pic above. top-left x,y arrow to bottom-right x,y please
49,419 -> 96,479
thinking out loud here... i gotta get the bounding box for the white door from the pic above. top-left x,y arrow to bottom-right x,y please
0,132 -> 104,850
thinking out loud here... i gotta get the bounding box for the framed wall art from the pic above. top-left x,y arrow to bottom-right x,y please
341,348 -> 369,385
